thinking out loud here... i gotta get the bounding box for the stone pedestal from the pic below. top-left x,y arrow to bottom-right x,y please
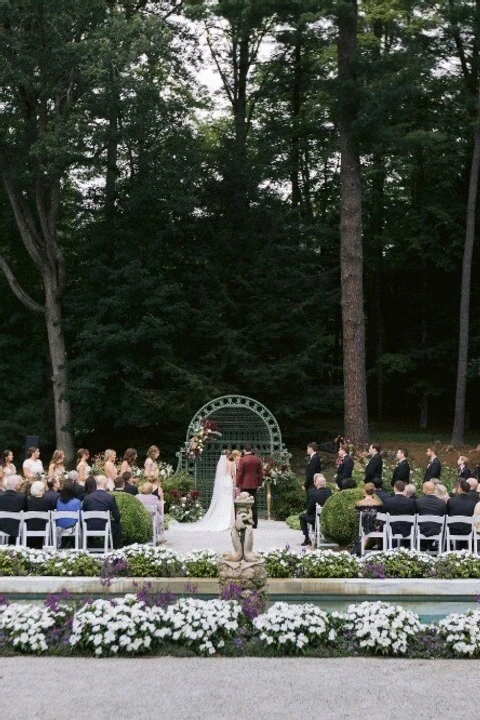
218,558 -> 267,594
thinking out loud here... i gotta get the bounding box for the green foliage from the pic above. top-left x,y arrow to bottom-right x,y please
321,488 -> 364,547
434,553 -> 480,579
301,550 -> 360,578
285,515 -> 301,530
113,492 -> 153,546
42,553 -> 102,577
162,472 -> 195,513
271,471 -> 305,521
360,549 -> 433,579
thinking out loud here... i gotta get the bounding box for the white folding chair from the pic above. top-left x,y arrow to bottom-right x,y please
415,514 -> 445,554
81,511 -> 113,553
387,514 -> 416,550
0,511 -> 24,546
51,510 -> 81,550
21,511 -> 52,548
145,505 -> 158,546
359,511 -> 389,556
313,503 -> 336,548
445,516 -> 474,552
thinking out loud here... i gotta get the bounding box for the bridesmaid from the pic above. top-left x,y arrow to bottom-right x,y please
76,448 -> 91,484
2,449 -> 16,476
144,445 -> 160,479
48,450 -> 65,480
104,449 -> 118,491
23,447 -> 44,479
120,447 -> 138,476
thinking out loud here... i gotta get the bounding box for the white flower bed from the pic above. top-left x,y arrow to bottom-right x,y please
436,609 -> 480,656
253,602 -> 336,653
165,597 -> 243,655
0,602 -> 69,653
70,594 -> 171,656
337,601 -> 425,655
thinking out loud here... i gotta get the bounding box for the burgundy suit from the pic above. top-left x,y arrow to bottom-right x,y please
236,453 -> 263,528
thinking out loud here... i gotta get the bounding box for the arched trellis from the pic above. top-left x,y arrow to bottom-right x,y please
177,395 -> 284,509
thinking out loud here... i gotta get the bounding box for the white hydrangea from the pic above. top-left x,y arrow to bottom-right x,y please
165,597 -> 242,655
0,602 -> 67,653
253,602 -> 335,653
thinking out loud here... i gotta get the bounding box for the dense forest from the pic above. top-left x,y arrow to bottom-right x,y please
1,0 -> 479,461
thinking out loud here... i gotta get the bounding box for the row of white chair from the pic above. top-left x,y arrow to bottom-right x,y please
359,512 -> 480,556
0,510 -> 114,553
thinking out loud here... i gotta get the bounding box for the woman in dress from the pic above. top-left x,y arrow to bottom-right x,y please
144,445 -> 160,479
2,449 -> 16,476
104,449 -> 118,491
177,450 -> 236,532
76,448 -> 91,484
120,448 -> 137,476
136,481 -> 164,543
23,447 -> 44,479
48,450 -> 65,480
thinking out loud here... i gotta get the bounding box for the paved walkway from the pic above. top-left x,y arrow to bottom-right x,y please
1,657 -> 478,720
165,518 -> 303,555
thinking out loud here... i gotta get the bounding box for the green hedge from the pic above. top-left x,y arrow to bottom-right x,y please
114,492 -> 153,545
321,488 -> 364,547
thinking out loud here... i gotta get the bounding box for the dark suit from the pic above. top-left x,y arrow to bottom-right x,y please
124,483 -> 138,496
236,453 -> 263,528
458,466 -> 471,480
447,494 -> 477,535
416,495 -> 446,537
82,489 -> 122,548
373,487 -> 391,503
43,489 -> 60,511
0,490 -> 26,539
336,455 -> 354,489
365,454 -> 383,483
299,487 -> 332,539
304,453 -> 322,492
391,459 -> 410,487
424,457 -> 442,482
381,494 -> 415,537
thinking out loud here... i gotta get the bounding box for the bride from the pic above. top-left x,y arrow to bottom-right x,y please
178,450 -> 239,532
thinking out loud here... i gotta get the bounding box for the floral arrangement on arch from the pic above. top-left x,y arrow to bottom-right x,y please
181,418 -> 221,461
262,450 -> 292,486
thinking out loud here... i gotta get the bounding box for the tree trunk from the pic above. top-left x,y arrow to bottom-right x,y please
290,33 -> 302,209
337,0 -> 368,448
451,78 -> 480,444
45,282 -> 75,461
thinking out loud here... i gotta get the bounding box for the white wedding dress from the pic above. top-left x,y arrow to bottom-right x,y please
177,454 -> 235,532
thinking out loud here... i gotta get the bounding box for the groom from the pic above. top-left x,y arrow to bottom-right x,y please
236,444 -> 263,528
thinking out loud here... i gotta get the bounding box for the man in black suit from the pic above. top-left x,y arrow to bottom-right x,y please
416,480 -> 446,542
447,480 -> 477,536
382,480 -> 416,539
122,471 -> 138,496
371,477 -> 391,503
83,475 -> 122,548
299,474 -> 332,546
43,477 -> 61,511
336,447 -> 354,490
304,442 -> 322,494
391,449 -> 411,487
365,444 -> 383,484
466,477 -> 479,499
0,475 -> 26,541
424,447 -> 442,483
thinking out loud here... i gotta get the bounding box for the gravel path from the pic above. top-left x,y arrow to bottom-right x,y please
0,656 -> 478,720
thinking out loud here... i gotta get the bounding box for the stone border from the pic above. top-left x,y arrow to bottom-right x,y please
1,576 -> 479,597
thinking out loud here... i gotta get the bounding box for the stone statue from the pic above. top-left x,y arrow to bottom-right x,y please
226,492 -> 260,562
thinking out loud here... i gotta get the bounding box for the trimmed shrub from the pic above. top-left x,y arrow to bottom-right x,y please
320,488 -> 364,547
114,492 -> 153,546
271,470 -> 305,520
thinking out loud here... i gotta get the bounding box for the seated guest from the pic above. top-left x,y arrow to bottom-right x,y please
0,475 -> 26,542
424,447 -> 442,483
43,477 -> 61,510
457,456 -> 471,480
370,477 -> 391,503
405,483 -> 417,500
434,484 -> 449,502
137,481 -> 164,543
416,480 -> 447,544
83,475 -> 97,496
25,481 -> 51,547
335,447 -> 354,490
364,444 -> 383,484
56,479 -> 82,547
82,475 -> 122,549
381,480 -> 416,539
356,482 -> 383,552
447,480 -> 477,535
299,474 -> 332,546
391,449 -> 410,486
113,476 -> 125,492
122,471 -> 138,496
466,477 -> 479,499
68,470 -> 85,501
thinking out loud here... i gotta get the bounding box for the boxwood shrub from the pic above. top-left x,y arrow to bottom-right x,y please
321,488 -> 364,547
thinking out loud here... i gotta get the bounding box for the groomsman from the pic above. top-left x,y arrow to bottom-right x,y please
424,447 -> 442,483
304,442 -> 322,493
391,448 -> 410,487
364,444 -> 383,484
335,446 -> 354,489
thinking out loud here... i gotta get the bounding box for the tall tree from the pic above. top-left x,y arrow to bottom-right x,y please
336,0 -> 368,446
